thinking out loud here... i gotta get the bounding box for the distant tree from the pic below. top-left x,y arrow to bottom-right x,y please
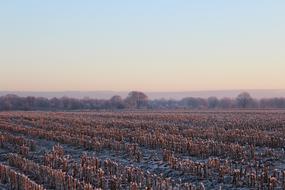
24,96 -> 36,110
180,97 -> 207,109
0,94 -> 20,110
260,98 -> 285,108
180,97 -> 198,108
110,95 -> 125,109
124,91 -> 148,109
207,97 -> 219,109
0,98 -> 12,110
219,98 -> 234,109
236,92 -> 254,108
60,97 -> 70,109
35,97 -> 50,109
50,98 -> 61,110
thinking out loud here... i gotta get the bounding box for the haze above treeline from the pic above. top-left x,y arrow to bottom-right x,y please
1,89 -> 285,100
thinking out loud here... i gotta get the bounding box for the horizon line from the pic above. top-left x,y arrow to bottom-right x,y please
1,88 -> 285,93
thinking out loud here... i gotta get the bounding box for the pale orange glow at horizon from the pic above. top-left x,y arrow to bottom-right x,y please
1,61 -> 284,92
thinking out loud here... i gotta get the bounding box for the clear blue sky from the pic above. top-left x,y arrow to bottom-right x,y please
0,1 -> 284,91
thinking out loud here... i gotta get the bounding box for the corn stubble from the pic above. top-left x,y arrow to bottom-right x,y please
0,110 -> 284,189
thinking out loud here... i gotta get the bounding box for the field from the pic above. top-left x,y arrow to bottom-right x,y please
0,110 -> 285,190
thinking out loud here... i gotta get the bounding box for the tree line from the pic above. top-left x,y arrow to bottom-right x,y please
0,91 -> 285,111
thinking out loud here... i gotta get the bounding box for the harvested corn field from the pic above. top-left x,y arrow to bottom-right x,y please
0,110 -> 285,190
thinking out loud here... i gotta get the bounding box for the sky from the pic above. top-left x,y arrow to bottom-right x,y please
0,0 -> 284,92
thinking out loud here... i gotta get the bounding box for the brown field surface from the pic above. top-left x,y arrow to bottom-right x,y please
0,110 -> 285,189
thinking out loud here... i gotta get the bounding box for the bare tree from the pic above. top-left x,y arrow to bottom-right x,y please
124,91 -> 148,109
219,97 -> 234,109
236,92 -> 254,108
110,95 -> 125,109
207,97 -> 219,109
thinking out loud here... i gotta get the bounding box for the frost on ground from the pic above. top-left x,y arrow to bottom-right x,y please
0,110 -> 285,189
